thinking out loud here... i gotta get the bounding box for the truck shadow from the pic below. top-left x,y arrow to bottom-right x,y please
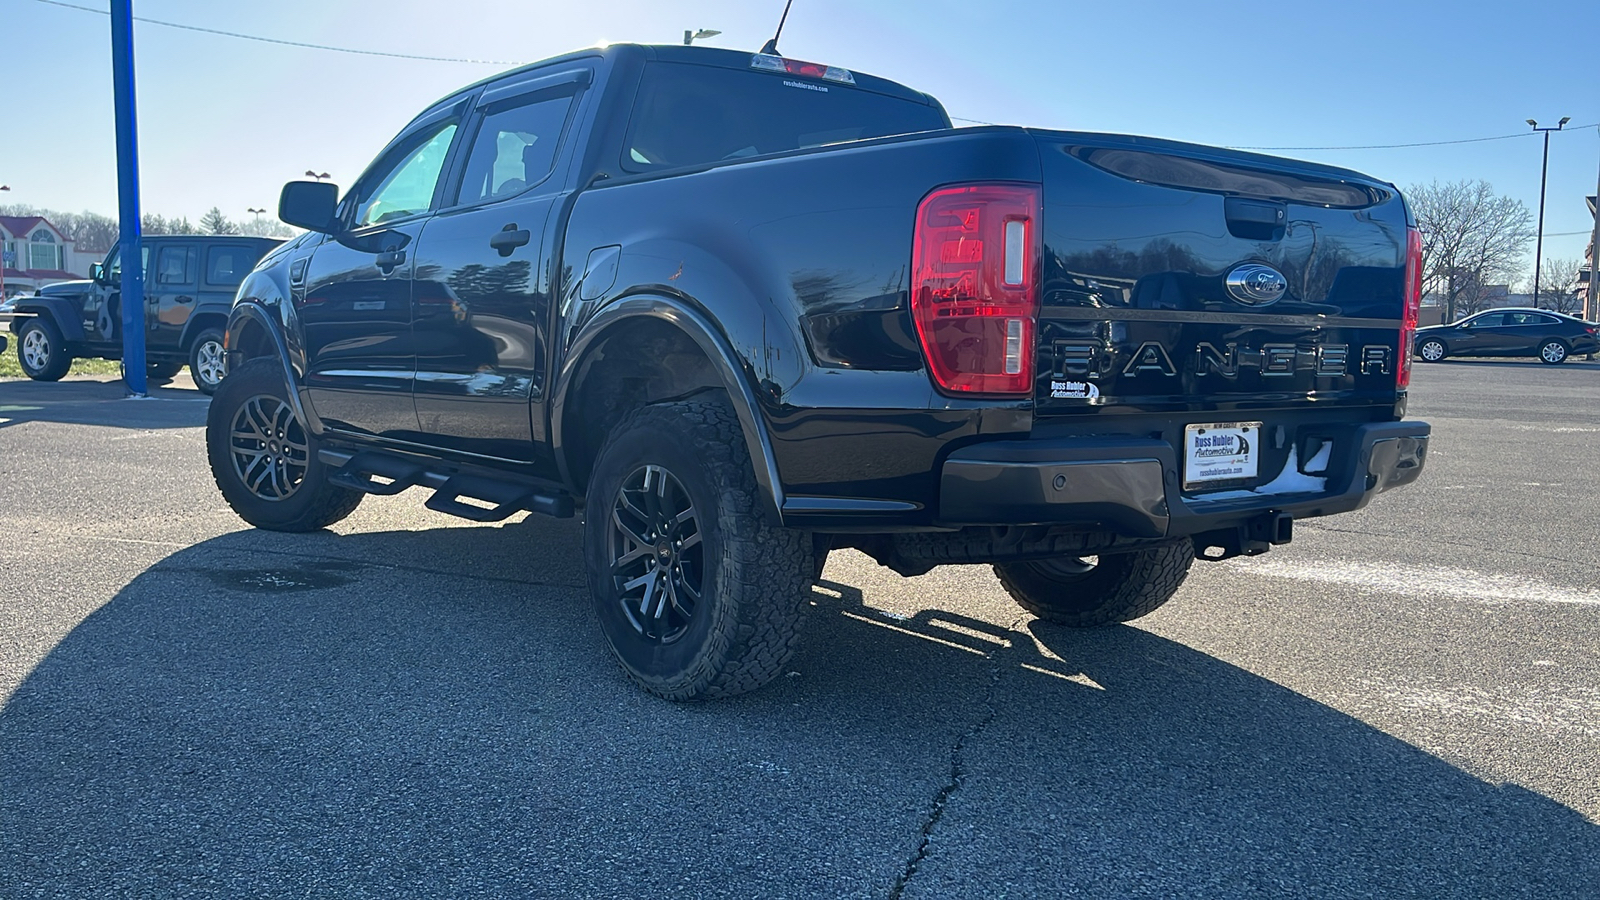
0,376 -> 206,431
1,520 -> 1594,897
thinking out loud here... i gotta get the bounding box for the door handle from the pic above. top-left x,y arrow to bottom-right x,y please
489,225 -> 532,257
175,295 -> 194,303
375,249 -> 407,272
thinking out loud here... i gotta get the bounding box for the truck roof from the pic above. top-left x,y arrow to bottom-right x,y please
425,43 -> 941,118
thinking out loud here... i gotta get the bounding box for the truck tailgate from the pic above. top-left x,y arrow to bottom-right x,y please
1031,133 -> 1409,415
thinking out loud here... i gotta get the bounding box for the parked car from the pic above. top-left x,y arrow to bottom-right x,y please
207,42 -> 1429,700
6,235 -> 283,392
1414,308 -> 1599,364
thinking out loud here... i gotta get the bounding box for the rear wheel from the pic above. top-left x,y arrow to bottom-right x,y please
1417,338 -> 1446,362
147,361 -> 183,382
206,358 -> 363,531
994,542 -> 1194,627
189,328 -> 227,394
16,318 -> 72,381
584,396 -> 813,701
1539,339 -> 1569,364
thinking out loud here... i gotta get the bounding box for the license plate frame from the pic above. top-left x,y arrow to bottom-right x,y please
1183,421 -> 1262,490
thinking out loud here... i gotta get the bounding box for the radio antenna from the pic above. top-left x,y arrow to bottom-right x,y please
759,0 -> 795,55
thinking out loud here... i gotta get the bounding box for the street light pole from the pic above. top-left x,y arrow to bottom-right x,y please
1528,117 -> 1570,308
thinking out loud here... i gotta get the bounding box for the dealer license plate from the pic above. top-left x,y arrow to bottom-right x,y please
1184,422 -> 1262,489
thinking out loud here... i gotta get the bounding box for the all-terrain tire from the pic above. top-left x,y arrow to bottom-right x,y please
206,358 -> 363,532
994,541 -> 1194,627
584,395 -> 813,701
16,318 -> 72,381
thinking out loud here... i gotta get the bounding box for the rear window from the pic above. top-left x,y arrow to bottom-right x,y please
622,61 -> 948,172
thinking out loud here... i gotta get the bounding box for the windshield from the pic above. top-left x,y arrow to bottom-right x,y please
623,61 -> 949,171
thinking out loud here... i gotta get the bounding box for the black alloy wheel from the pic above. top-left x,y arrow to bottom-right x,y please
205,358 -> 364,532
229,394 -> 311,502
607,463 -> 705,643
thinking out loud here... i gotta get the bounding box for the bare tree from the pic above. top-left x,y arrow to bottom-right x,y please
1407,180 -> 1535,323
1532,256 -> 1584,315
0,205 -> 119,253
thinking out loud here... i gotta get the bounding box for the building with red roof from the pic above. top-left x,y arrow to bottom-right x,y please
1,215 -> 93,298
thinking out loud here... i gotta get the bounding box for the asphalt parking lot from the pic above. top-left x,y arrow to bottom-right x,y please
2,360 -> 1597,898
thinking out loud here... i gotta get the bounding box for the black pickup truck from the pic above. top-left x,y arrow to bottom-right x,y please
207,43 -> 1429,700
7,234 -> 282,393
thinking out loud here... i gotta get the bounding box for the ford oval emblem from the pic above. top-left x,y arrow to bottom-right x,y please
1225,264 -> 1289,307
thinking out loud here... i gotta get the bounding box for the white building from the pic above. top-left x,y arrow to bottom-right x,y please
0,215 -> 94,298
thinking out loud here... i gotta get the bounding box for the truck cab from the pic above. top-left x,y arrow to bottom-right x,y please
8,234 -> 282,393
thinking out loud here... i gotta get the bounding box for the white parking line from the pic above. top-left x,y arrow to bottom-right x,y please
1235,558 -> 1600,607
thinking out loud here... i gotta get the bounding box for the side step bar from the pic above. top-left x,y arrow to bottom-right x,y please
320,449 -> 574,523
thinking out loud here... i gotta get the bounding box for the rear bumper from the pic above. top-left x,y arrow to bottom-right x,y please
939,420 -> 1429,538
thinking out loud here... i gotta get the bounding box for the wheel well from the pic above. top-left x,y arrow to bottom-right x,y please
182,314 -> 228,351
230,318 -> 273,364
563,318 -> 723,494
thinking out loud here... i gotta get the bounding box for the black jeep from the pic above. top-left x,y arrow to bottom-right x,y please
7,234 -> 282,393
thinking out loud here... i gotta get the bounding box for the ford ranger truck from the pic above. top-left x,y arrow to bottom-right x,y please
206,43 -> 1429,700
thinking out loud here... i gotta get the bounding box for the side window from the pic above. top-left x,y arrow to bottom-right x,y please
155,246 -> 196,285
1529,314 -> 1560,326
206,245 -> 266,286
353,122 -> 459,228
107,246 -> 150,279
1468,314 -> 1504,327
454,93 -> 574,205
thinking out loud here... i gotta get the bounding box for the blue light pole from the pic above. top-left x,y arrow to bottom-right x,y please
110,0 -> 146,396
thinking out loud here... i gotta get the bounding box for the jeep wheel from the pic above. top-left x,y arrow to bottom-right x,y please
190,328 -> 228,394
1417,338 -> 1446,362
994,542 -> 1194,627
584,397 -> 812,701
206,359 -> 363,531
16,318 -> 72,382
1538,339 -> 1569,365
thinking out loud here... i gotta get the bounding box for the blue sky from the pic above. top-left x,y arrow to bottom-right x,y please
2,0 -> 1596,274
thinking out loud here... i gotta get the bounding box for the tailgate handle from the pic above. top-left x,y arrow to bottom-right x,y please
1224,197 -> 1286,241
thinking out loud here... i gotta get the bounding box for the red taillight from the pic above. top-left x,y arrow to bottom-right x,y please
910,183 -> 1041,395
1399,226 -> 1423,389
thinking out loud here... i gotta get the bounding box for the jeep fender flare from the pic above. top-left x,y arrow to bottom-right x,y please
551,294 -> 786,525
10,296 -> 88,343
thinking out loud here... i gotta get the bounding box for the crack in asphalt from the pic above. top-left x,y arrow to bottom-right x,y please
888,616 -> 1023,899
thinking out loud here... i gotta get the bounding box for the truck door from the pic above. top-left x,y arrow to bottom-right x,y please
149,242 -> 198,349
408,68 -> 585,465
299,113 -> 462,439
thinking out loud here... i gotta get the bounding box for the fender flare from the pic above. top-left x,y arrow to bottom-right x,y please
178,307 -> 231,350
226,301 -> 322,434
11,297 -> 87,343
550,294 -> 787,526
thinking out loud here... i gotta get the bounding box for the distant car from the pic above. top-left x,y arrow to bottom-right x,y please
1414,308 -> 1599,365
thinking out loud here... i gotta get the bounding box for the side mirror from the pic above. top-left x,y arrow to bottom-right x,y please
278,181 -> 340,234
90,262 -> 106,284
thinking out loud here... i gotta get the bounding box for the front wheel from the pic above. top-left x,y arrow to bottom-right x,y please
584,396 -> 813,701
189,328 -> 228,394
16,318 -> 72,381
1417,338 -> 1446,362
1539,340 -> 1569,365
206,358 -> 363,531
994,542 -> 1194,627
